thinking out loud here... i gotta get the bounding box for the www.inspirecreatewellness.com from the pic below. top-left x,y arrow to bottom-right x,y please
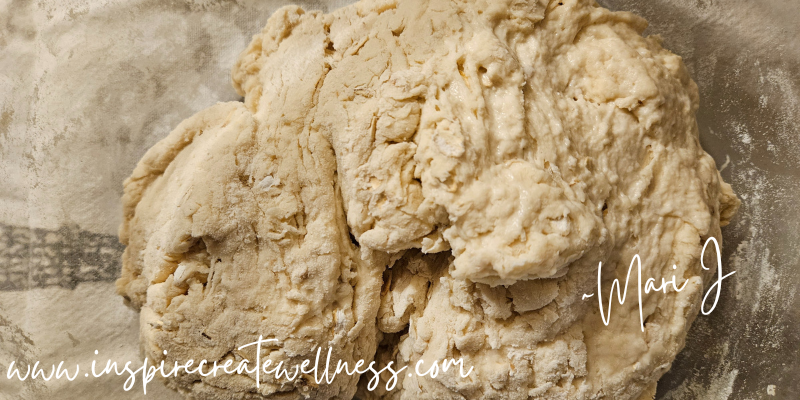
5,336 -> 474,394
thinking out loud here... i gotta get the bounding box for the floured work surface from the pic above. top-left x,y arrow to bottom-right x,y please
1,0 -> 798,399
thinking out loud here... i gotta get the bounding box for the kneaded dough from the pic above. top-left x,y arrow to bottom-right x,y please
117,102 -> 384,399
119,0 -> 740,399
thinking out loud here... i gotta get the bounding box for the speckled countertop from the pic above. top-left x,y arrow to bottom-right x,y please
0,0 -> 797,398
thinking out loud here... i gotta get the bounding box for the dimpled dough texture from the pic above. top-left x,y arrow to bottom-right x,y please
119,0 -> 740,399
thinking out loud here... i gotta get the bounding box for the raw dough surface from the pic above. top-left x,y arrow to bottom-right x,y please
119,0 -> 739,399
117,101 -> 384,399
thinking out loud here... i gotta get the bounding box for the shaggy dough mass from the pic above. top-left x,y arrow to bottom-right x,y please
117,102 -> 385,399
118,0 -> 740,399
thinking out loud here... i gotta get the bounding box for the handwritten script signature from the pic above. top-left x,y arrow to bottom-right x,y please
582,237 -> 735,331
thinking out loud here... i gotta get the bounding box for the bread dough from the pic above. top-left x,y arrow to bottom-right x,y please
119,0 -> 740,399
233,0 -> 737,286
116,102 -> 385,399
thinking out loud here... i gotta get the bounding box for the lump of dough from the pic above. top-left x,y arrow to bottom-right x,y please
233,0 -> 738,286
226,0 -> 739,399
117,101 -> 384,399
117,0 -> 741,398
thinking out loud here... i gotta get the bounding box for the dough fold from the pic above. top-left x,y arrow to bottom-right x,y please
118,101 -> 384,399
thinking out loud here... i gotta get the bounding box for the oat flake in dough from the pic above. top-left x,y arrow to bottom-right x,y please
119,0 -> 740,399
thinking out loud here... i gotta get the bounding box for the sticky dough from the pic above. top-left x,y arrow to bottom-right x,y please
117,102 -> 385,399
118,0 -> 740,399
